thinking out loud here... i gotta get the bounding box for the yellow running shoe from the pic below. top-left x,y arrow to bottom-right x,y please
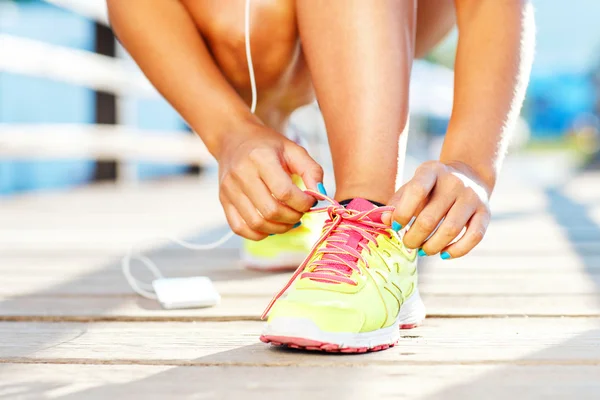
260,194 -> 425,353
242,175 -> 324,271
242,211 -> 324,271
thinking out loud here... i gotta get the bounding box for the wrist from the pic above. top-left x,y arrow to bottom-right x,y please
440,130 -> 501,195
197,113 -> 263,160
439,157 -> 497,196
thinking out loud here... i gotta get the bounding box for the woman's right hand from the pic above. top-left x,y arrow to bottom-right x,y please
217,122 -> 323,240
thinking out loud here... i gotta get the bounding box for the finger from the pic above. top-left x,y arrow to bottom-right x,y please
420,199 -> 477,255
402,190 -> 456,249
223,185 -> 294,235
408,198 -> 428,227
239,173 -> 304,224
440,210 -> 490,259
221,198 -> 268,241
385,166 -> 437,228
283,144 -> 325,194
258,155 -> 316,212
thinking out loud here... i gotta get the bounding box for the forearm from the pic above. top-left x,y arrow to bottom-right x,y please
441,0 -> 535,193
107,0 -> 257,158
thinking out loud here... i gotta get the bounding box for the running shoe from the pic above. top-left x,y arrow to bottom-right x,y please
242,212 -> 323,271
260,193 -> 425,353
242,176 -> 324,271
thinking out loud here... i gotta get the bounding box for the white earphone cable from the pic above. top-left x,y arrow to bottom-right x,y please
245,0 -> 257,115
122,0 -> 257,299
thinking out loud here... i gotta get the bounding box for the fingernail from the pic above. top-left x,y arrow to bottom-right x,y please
392,221 -> 402,232
293,222 -> 302,229
312,200 -> 318,208
317,182 -> 327,196
418,248 -> 427,257
441,252 -> 451,260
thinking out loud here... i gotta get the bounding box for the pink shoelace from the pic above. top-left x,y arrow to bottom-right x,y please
261,191 -> 396,319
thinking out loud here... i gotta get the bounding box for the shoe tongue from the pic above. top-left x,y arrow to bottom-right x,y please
345,198 -> 384,223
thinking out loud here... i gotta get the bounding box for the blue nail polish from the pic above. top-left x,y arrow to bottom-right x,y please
317,182 -> 327,196
441,252 -> 451,260
418,248 -> 427,257
293,222 -> 302,229
391,221 -> 402,232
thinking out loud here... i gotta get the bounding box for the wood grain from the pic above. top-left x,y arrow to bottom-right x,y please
1,169 -> 600,399
0,319 -> 599,364
0,363 -> 598,400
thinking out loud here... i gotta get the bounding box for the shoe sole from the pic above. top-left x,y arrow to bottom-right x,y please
242,251 -> 307,272
260,289 -> 426,353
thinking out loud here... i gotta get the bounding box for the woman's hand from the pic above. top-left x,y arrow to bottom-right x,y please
217,123 -> 323,240
383,161 -> 491,259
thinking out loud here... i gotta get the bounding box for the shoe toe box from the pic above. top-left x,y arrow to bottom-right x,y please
266,299 -> 366,334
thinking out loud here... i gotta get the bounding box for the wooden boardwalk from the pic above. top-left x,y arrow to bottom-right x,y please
1,163 -> 599,399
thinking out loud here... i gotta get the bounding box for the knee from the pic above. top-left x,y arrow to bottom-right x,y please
206,0 -> 299,90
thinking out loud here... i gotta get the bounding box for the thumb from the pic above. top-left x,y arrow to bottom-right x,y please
381,211 -> 394,226
284,144 -> 324,192
382,187 -> 405,227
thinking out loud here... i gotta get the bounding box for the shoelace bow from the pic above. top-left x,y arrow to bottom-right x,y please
261,191 -> 396,319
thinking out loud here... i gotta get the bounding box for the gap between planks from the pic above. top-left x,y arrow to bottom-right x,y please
1,358 -> 599,368
2,314 -> 600,323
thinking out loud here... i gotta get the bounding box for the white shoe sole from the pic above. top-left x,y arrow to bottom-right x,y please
260,289 -> 426,353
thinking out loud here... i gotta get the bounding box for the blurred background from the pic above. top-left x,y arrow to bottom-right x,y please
0,0 -> 599,196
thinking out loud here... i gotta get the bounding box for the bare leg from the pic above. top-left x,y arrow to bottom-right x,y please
415,0 -> 456,59
296,0 -> 417,204
181,0 -> 314,133
182,0 -> 454,144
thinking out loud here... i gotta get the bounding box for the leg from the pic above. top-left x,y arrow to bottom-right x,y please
261,1 -> 456,352
415,0 -> 456,59
297,0 -> 417,204
181,0 -> 454,134
180,0 -> 314,132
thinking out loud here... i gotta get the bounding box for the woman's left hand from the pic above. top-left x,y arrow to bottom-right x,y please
382,160 -> 492,259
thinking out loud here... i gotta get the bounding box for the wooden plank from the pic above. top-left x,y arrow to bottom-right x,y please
0,249 -> 598,297
216,272 -> 600,296
469,219 -> 600,253
0,293 -> 598,319
1,269 -> 597,296
1,319 -> 599,364
0,321 -> 260,361
1,253 -> 599,276
422,254 -> 600,272
1,363 -> 599,400
3,214 -> 600,253
0,178 -> 221,225
7,231 -> 599,254
2,174 -> 599,254
0,174 -> 598,314
0,177 -> 220,218
0,177 -> 225,253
